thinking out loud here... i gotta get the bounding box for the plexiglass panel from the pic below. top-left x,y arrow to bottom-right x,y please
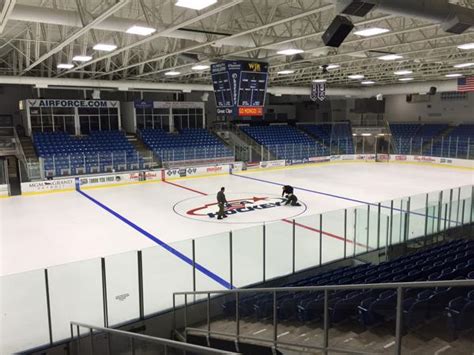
195,232 -> 231,293
265,220 -> 293,280
320,209 -> 346,264
48,258 -> 103,342
294,214 -> 320,272
232,225 -> 264,288
104,251 -> 139,326
142,240 -> 193,315
0,270 -> 50,354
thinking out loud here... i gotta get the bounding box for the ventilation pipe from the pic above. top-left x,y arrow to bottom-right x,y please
337,0 -> 474,33
0,76 -> 458,97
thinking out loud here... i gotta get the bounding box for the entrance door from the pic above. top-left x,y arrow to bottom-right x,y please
6,156 -> 21,195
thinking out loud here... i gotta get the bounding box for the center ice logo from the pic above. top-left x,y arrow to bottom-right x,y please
187,196 -> 286,219
174,193 -> 307,224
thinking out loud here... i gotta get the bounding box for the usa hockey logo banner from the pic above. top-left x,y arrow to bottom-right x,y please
310,82 -> 326,101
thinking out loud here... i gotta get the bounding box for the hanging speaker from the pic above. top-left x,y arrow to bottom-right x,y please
322,15 -> 354,48
406,94 -> 412,102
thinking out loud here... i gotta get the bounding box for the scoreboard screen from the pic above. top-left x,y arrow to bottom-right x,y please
211,72 -> 233,108
238,71 -> 267,107
211,60 -> 268,117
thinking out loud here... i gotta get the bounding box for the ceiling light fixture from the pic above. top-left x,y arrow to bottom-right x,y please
165,71 -> 181,76
454,62 -> 474,68
321,64 -> 340,70
378,54 -> 403,61
445,73 -> 463,78
126,25 -> 156,36
313,79 -> 327,83
72,55 -> 92,62
175,0 -> 217,10
361,80 -> 375,85
394,70 -> 413,75
277,70 -> 295,75
457,43 -> 474,50
191,65 -> 210,70
277,49 -> 304,56
354,27 -> 390,37
399,77 -> 414,81
93,43 -> 117,51
348,74 -> 364,79
57,63 -> 74,69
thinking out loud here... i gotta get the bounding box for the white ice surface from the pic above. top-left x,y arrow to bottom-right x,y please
1,162 -> 472,276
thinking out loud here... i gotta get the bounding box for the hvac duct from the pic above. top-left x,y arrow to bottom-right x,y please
0,76 -> 458,97
337,0 -> 474,33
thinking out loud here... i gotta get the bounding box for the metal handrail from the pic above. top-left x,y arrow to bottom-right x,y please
70,321 -> 240,355
173,279 -> 473,296
173,279 -> 474,355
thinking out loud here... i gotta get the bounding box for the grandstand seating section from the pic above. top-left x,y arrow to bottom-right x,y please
299,123 -> 354,154
389,123 -> 474,159
426,124 -> 474,158
139,128 -> 233,162
34,131 -> 144,176
240,125 -> 328,160
222,239 -> 474,334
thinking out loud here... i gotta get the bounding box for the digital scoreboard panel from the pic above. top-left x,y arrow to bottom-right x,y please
211,60 -> 268,117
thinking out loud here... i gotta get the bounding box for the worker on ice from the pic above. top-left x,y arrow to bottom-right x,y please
282,185 -> 301,206
217,187 -> 228,220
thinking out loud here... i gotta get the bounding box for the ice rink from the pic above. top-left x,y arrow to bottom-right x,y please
1,162 -> 473,277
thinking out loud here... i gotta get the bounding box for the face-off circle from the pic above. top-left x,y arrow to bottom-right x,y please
173,193 -> 308,224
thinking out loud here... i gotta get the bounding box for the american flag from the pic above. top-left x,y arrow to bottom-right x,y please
457,76 -> 474,92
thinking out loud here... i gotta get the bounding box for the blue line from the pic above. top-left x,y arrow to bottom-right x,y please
76,187 -> 233,290
233,173 -> 461,225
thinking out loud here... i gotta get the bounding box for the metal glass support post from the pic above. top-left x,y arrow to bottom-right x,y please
441,137 -> 444,157
319,214 -> 323,266
409,138 -> 412,155
461,200 -> 465,225
424,194 -> 429,246
377,203 -> 381,250
455,137 -> 459,158
273,291 -> 278,350
89,329 -> 94,355
406,197 -> 411,241
448,189 -> 453,228
353,209 -> 357,257
467,138 -> 471,159
437,191 -> 443,233
389,201 -> 394,246
444,203 -> 448,231
184,295 -> 188,341
101,258 -> 109,327
130,337 -> 135,355
137,251 -> 144,320
206,293 -> 211,346
394,287 -> 403,355
229,232 -> 233,288
44,269 -> 53,345
292,220 -> 296,274
456,188 -> 461,225
76,325 -> 81,355
385,216 -> 390,261
192,240 -> 196,293
344,209 -> 347,259
323,289 -> 329,355
263,224 -> 266,283
366,205 -> 370,252
471,185 -> 474,224
430,138 -> 433,156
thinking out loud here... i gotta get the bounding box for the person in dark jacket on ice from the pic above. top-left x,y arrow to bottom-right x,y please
217,187 -> 228,220
282,185 -> 301,206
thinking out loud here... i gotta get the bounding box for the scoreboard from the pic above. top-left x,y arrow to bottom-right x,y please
211,60 -> 268,117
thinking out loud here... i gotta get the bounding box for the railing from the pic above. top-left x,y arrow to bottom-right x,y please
173,279 -> 474,355
1,184 -> 472,354
153,146 -> 235,165
38,150 -> 155,178
391,137 -> 473,159
70,321 -> 239,355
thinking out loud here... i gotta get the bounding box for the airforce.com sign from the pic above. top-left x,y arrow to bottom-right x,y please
26,99 -> 118,108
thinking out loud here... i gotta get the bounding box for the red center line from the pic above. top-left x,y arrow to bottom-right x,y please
281,219 -> 370,250
164,179 -> 369,249
163,180 -> 208,196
